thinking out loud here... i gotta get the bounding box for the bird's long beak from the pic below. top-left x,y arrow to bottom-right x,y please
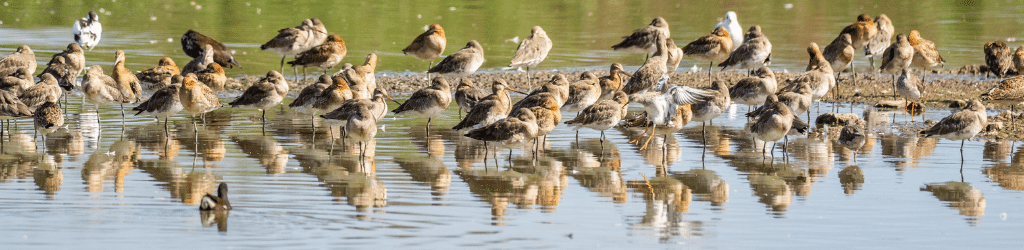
506,86 -> 527,95
385,93 -> 401,105
619,71 -> 633,78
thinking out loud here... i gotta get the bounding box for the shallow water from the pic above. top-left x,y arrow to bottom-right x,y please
1,94 -> 1024,248
2,1 -> 1023,77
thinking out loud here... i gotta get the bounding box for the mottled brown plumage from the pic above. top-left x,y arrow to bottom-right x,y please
348,53 -> 378,93
822,33 -> 855,73
984,41 -> 1014,78
0,45 -> 36,77
719,25 -> 771,72
529,99 -> 562,139
82,65 -> 129,107
179,73 -> 221,118
598,63 -> 632,101
509,26 -> 553,69
730,67 -> 777,107
428,41 -> 485,76
132,79 -> 182,128
196,63 -> 226,92
982,75 -> 1024,107
1015,45 -> 1024,76
522,74 -> 570,108
112,50 -> 142,103
312,74 -> 355,113
181,44 -> 215,76
0,68 -> 33,94
865,14 -> 894,68
32,100 -> 63,134
908,30 -> 945,69
289,74 -> 333,115
622,36 -> 668,95
136,57 -> 180,91
465,108 -> 538,149
454,79 -> 489,115
288,34 -> 347,80
322,89 -> 396,129
453,79 -> 518,131
563,72 -> 601,113
19,73 -> 62,111
612,17 -> 670,55
920,100 -> 986,148
182,29 -> 240,68
229,71 -> 289,119
880,34 -> 914,75
403,24 -> 447,63
261,18 -> 325,72
392,77 -> 452,128
683,27 -> 733,73
564,91 -> 629,141
840,14 -> 878,50
38,43 -> 85,91
0,89 -> 32,120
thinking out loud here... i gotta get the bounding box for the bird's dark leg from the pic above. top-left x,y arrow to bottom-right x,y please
279,56 -> 285,73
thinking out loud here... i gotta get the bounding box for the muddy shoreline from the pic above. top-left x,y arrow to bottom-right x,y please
221,64 -> 1024,140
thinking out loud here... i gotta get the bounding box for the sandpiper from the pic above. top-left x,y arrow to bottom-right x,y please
72,11 -> 102,50
453,79 -> 521,131
454,79 -> 489,118
132,79 -> 183,133
981,75 -> 1024,126
564,91 -> 629,143
465,108 -> 539,163
136,57 -> 180,91
32,100 -> 63,137
908,30 -> 946,78
984,41 -> 1014,78
528,97 -> 562,146
199,183 -> 231,211
289,74 -> 332,115
598,63 -> 632,101
82,65 -> 131,124
749,101 -> 797,159
321,89 -> 397,138
509,26 -> 553,88
182,29 -> 241,68
312,74 -> 355,115
822,33 -> 855,90
346,53 -> 378,93
181,44 -> 215,76
178,73 -> 222,129
288,34 -> 347,81
0,45 -> 36,76
346,105 -> 379,157
880,33 -> 914,98
714,11 -> 743,52
38,43 -> 85,92
837,124 -> 867,163
840,14 -> 878,51
196,63 -> 226,92
865,14 -> 894,69
896,69 -> 925,117
788,43 -> 835,112
562,72 -> 601,114
428,40 -> 485,77
719,25 -> 772,75
729,67 -> 777,112
691,81 -> 731,146
18,73 -> 63,111
392,77 -> 452,132
229,70 -> 289,123
526,74 -> 571,106
920,99 -> 986,163
261,19 -> 323,73
622,35 -> 668,95
612,17 -> 670,59
343,65 -> 372,100
403,24 -> 447,73
0,90 -> 32,124
683,27 -> 733,82
112,50 -> 143,103
0,68 -> 33,94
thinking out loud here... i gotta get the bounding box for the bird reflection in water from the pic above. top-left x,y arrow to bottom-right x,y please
318,154 -> 385,212
33,161 -> 63,200
43,128 -> 86,163
982,143 -> 1024,191
879,132 -> 937,171
675,169 -> 729,207
232,136 -> 289,174
175,120 -> 226,165
547,138 -> 627,203
838,164 -> 865,195
922,182 -> 986,225
396,127 -> 452,197
626,176 -> 699,241
81,140 -> 139,193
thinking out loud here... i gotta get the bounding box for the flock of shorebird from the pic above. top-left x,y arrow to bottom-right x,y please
2,10 -> 1024,183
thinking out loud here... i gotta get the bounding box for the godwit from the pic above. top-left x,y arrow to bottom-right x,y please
620,104 -> 692,151
729,67 -> 777,112
289,74 -> 331,115
0,90 -> 32,127
32,100 -> 62,138
0,45 -> 36,76
81,65 -> 130,124
908,30 -> 945,79
839,14 -> 877,62
346,105 -> 379,157
880,33 -> 914,99
199,183 -> 231,211
453,79 -> 522,131
837,124 -> 867,163
691,81 -> 731,147
132,79 -> 182,133
755,82 -> 812,123
683,27 -> 733,82
261,19 -> 322,73
178,73 -> 221,130
612,17 -> 670,59
984,41 -> 1014,78
18,73 -> 62,111
787,43 -> 835,113
920,99 -> 986,164
346,53 -> 378,93
305,18 -> 329,50
392,77 -> 452,132
665,38 -> 683,72
1015,45 -> 1024,75
229,70 -> 289,124
598,63 -> 632,100
454,79 -> 488,119
465,108 -> 539,163
343,65 -> 372,100
564,91 -> 629,143
72,11 -> 102,51
112,50 -> 143,103
311,74 -> 355,114
622,35 -> 668,95
509,26 -> 553,88
896,69 -> 925,117
0,68 -> 33,94
524,74 -> 571,106
321,88 -> 397,138
981,75 -> 1024,126
719,25 -> 772,75
428,40 -> 485,77
288,34 -> 347,81
865,14 -> 894,70
822,33 -> 855,94
181,30 -> 241,68
181,44 -> 215,76
528,99 -> 561,151
136,57 -> 180,91
714,11 -> 743,52
749,101 -> 797,159
562,72 -> 601,113
196,63 -> 226,92
38,43 -> 85,93
402,24 -> 447,72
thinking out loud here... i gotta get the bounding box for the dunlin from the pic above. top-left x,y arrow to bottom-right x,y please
837,124 -> 867,163
182,29 -> 241,68
72,11 -> 102,50
509,26 -> 553,88
403,24 -> 447,72
981,75 -> 1024,126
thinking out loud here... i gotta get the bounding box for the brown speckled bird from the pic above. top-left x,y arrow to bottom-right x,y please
0,68 -> 33,95
880,33 -> 914,98
181,44 -> 215,76
392,77 -> 452,132
719,26 -> 771,74
908,30 -> 945,74
137,57 -> 180,91
683,27 -> 733,82
288,34 -> 347,82
1015,45 -> 1024,76
403,24 -> 447,72
229,70 -> 290,124
453,79 -> 521,131
32,100 -> 63,136
38,43 -> 85,92
0,45 -> 36,77
982,75 -> 1024,126
261,18 -> 327,73
19,73 -> 63,112
454,79 -> 489,119
622,36 -> 668,95
178,73 -> 222,130
465,108 -> 539,162
984,41 -> 1014,78
564,91 -> 629,143
598,63 -> 632,101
